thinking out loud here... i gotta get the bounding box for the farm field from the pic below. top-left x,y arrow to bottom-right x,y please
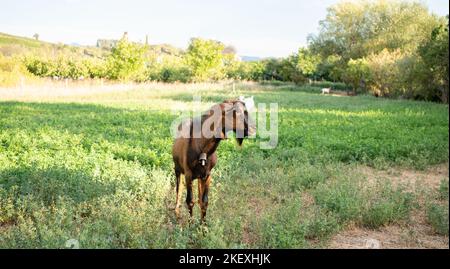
0,82 -> 448,248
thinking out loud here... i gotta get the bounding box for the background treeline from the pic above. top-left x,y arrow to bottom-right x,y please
0,0 -> 448,103
308,0 -> 449,103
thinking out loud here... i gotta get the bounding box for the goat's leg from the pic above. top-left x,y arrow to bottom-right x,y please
198,175 -> 211,222
174,170 -> 182,219
197,178 -> 204,220
185,175 -> 194,218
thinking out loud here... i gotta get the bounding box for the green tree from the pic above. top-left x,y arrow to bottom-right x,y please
308,0 -> 446,101
184,38 -> 225,82
366,49 -> 404,97
316,55 -> 345,82
107,38 -> 146,80
296,48 -> 321,80
343,58 -> 370,94
418,18 -> 449,103
309,0 -> 439,60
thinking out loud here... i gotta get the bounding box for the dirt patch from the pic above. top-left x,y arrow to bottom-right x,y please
327,163 -> 449,249
328,222 -> 448,249
323,90 -> 356,97
358,163 -> 449,191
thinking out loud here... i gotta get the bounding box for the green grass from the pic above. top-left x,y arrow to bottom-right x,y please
427,203 -> 449,236
438,179 -> 449,200
0,84 -> 448,248
425,178 -> 449,236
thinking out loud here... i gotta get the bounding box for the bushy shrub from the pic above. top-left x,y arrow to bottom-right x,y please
0,55 -> 34,86
226,61 -> 265,81
83,59 -> 107,79
145,53 -> 192,83
24,56 -> 106,80
24,56 -> 51,77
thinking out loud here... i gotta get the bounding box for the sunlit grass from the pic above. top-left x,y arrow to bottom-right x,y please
0,82 -> 448,248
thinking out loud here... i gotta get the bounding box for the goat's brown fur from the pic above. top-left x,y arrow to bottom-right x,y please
172,100 -> 254,221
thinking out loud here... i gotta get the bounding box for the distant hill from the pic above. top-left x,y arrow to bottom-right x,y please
240,55 -> 261,62
0,32 -> 107,59
0,32 -> 183,59
69,42 -> 82,47
1,32 -> 260,62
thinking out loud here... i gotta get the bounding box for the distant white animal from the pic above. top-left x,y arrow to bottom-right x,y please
239,96 -> 255,112
321,88 -> 331,94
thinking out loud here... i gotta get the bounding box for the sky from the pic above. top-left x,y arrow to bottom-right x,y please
0,0 -> 448,57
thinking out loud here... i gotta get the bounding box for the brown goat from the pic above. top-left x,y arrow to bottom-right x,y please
172,99 -> 255,221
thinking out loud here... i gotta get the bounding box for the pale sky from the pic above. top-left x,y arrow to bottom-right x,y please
0,0 -> 448,57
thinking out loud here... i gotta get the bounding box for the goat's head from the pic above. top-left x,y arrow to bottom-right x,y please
221,99 -> 256,146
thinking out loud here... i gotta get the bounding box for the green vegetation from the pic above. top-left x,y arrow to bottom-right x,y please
184,38 -> 225,82
106,39 -> 146,81
0,83 -> 448,248
313,177 -> 414,228
309,0 -> 449,102
2,0 -> 448,104
426,178 -> 449,236
427,203 -> 449,236
0,0 -> 448,248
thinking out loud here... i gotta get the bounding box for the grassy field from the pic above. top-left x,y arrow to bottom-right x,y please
0,83 -> 448,248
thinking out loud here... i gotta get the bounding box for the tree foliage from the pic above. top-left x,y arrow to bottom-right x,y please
184,38 -> 225,82
344,58 -> 370,94
7,0 -> 450,103
308,0 -> 447,102
366,49 -> 404,97
107,38 -> 146,80
418,18 -> 449,103
296,48 -> 320,79
309,0 -> 440,60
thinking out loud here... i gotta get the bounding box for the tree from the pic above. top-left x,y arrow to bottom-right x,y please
107,37 -> 146,80
315,54 -> 345,82
279,55 -> 306,84
296,48 -> 320,80
184,38 -> 225,82
343,58 -> 370,94
418,18 -> 449,103
309,0 -> 440,61
366,49 -> 404,97
307,0 -> 447,102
